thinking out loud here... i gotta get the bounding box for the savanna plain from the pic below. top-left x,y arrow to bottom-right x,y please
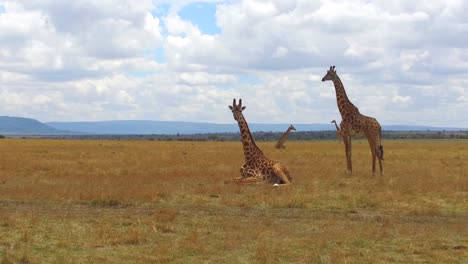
0,139 -> 466,263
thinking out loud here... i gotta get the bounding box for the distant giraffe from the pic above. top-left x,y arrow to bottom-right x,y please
275,124 -> 296,149
322,66 -> 384,176
331,120 -> 342,142
225,99 -> 293,186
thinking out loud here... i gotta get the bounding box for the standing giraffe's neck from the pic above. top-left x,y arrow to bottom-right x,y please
332,75 -> 358,116
236,113 -> 265,162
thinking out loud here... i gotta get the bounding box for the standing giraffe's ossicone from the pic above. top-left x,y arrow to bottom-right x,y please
322,66 -> 384,176
225,99 -> 293,186
275,124 -> 296,149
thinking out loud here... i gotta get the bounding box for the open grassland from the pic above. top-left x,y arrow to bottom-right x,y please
0,139 -> 467,263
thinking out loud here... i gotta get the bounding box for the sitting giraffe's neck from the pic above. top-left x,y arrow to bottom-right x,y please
276,126 -> 294,148
236,112 -> 265,162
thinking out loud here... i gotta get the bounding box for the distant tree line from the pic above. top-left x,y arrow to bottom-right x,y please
19,130 -> 468,141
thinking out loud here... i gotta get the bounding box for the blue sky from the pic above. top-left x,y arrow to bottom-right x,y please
0,0 -> 466,127
179,2 -> 220,35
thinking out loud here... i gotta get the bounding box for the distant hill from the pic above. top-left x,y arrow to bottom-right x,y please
0,116 -> 64,135
0,116 -> 465,136
45,120 -> 467,135
46,121 -> 332,134
382,125 -> 464,131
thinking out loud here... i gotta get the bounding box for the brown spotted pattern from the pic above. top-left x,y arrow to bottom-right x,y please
225,99 -> 293,186
322,66 -> 384,176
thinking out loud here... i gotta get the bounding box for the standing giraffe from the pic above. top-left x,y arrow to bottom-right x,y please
225,99 -> 293,186
275,124 -> 296,149
331,120 -> 342,142
322,66 -> 384,176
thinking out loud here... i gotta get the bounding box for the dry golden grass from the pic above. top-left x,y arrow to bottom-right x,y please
0,139 -> 467,263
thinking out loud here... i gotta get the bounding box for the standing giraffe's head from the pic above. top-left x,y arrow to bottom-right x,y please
321,66 -> 337,82
228,98 -> 246,121
289,125 -> 296,131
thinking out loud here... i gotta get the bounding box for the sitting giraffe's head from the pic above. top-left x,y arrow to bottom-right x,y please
321,65 -> 336,82
228,98 -> 246,121
289,125 -> 296,131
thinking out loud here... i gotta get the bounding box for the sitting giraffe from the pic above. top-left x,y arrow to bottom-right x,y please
225,99 -> 293,186
275,124 -> 296,149
322,66 -> 384,176
331,120 -> 342,142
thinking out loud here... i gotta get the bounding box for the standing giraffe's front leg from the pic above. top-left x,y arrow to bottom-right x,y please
343,134 -> 352,175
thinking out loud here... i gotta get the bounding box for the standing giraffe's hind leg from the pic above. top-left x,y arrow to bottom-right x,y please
378,145 -> 384,176
371,149 -> 377,176
272,163 -> 292,186
369,143 -> 384,176
378,145 -> 384,160
367,138 -> 377,176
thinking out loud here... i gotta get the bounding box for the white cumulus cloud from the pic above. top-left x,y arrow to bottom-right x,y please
0,0 -> 466,128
